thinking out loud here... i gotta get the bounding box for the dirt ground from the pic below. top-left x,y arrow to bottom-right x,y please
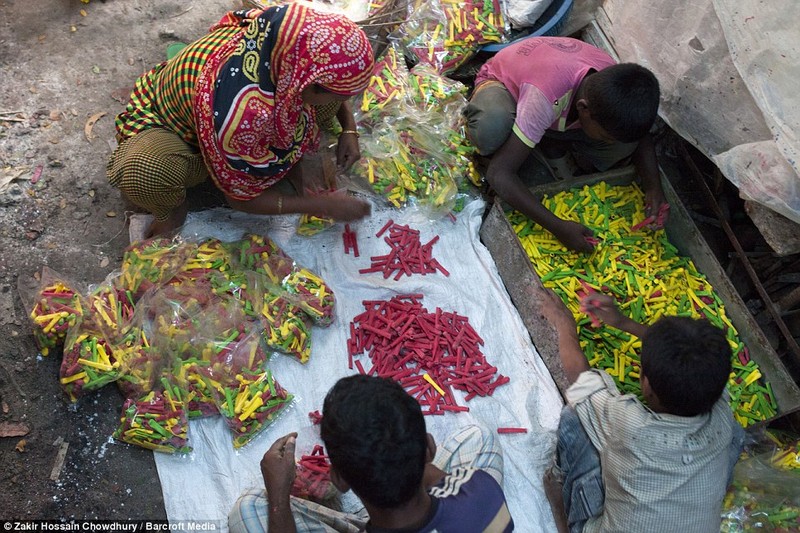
0,0 -> 242,520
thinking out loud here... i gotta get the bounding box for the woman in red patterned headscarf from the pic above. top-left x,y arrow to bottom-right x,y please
107,4 -> 374,237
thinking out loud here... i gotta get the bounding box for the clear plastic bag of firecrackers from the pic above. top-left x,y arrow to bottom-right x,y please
183,299 -> 268,418
170,237 -> 234,287
82,283 -> 136,339
112,324 -> 163,400
355,43 -> 409,126
228,234 -> 293,282
59,317 -> 122,402
25,267 -> 85,357
197,328 -> 294,448
279,266 -> 336,327
114,237 -> 196,301
112,388 -> 192,454
265,294 -> 313,363
291,444 -> 339,503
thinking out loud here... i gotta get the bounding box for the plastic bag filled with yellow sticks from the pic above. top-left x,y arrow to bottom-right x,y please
244,271 -> 315,364
195,327 -> 294,449
25,267 -> 85,357
357,44 -> 409,126
113,237 -> 196,300
111,324 -> 160,401
229,234 -> 336,327
352,120 -> 461,212
60,320 -> 120,402
113,389 -> 192,454
407,63 -> 469,117
112,281 -> 225,400
170,238 -> 234,288
399,0 -> 503,75
58,285 -> 132,402
160,297 -> 267,419
507,180 -> 777,427
721,430 -> 800,531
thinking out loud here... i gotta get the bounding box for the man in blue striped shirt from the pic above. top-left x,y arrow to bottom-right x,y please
229,375 -> 514,533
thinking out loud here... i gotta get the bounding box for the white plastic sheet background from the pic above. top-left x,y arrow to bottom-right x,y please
152,199 -> 564,532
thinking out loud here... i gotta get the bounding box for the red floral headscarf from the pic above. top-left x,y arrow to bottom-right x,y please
194,4 -> 373,200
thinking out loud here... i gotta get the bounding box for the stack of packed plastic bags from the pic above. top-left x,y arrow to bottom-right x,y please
351,44 -> 482,215
26,234 -> 336,452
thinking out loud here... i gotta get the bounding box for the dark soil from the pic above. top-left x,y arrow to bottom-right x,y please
0,0 -> 238,520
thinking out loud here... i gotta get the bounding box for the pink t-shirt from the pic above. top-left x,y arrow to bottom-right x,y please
475,37 -> 616,147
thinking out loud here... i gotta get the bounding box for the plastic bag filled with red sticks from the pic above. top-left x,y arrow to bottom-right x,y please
291,444 -> 337,503
113,237 -> 197,301
152,288 -> 263,419
347,294 -> 509,415
22,266 -> 86,357
112,387 -> 192,454
195,331 -> 294,449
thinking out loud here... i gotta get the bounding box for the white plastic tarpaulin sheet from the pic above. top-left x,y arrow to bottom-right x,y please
597,0 -> 800,224
152,199 -> 564,532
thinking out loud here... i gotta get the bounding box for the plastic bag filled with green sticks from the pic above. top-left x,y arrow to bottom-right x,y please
721,430 -> 800,531
195,328 -> 294,449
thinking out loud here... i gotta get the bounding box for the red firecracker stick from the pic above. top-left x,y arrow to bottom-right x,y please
360,223 -> 448,279
497,427 -> 528,434
343,224 -> 360,257
346,295 -> 507,415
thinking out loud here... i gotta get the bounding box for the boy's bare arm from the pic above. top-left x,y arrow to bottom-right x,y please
632,133 -> 668,222
541,290 -> 590,385
487,135 -> 594,252
583,294 -> 649,338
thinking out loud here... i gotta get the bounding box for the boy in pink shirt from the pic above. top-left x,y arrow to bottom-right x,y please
465,37 -> 667,252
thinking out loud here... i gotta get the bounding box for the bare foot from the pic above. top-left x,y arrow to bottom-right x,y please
543,467 -> 570,533
144,203 -> 188,239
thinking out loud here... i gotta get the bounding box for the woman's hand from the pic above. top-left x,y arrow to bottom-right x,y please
336,132 -> 360,170
315,193 -> 371,221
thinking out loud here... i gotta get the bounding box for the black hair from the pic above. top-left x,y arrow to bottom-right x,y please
320,375 -> 427,508
640,316 -> 731,417
583,63 -> 660,143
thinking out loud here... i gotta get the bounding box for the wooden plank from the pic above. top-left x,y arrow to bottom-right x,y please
480,203 -> 570,396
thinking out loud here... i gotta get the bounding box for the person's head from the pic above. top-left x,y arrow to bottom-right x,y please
577,63 -> 660,143
639,316 -> 731,416
320,375 -> 429,509
286,6 -> 375,100
300,83 -> 354,106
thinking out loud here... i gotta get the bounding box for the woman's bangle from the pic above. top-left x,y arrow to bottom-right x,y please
277,195 -> 283,215
340,129 -> 359,138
